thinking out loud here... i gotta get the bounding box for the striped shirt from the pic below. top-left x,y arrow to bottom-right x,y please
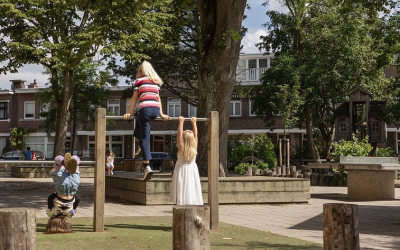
134,77 -> 161,110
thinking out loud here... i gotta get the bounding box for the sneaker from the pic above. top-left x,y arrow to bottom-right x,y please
69,158 -> 78,174
111,171 -> 114,176
64,153 -> 72,172
143,166 -> 153,181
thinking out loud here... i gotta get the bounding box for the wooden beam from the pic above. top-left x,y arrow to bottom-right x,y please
207,111 -> 219,230
94,108 -> 106,232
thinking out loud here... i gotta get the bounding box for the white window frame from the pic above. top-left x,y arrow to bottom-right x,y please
229,100 -> 242,117
188,104 -> 197,117
249,100 -> 256,117
24,101 -> 35,119
167,98 -> 181,117
107,99 -> 120,116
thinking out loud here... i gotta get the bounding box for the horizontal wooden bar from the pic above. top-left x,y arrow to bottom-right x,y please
106,116 -> 209,121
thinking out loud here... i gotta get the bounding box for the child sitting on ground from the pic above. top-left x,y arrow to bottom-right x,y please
46,153 -> 81,218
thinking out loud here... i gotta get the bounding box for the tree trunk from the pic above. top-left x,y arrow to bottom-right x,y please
305,105 -> 320,161
0,208 -> 36,250
196,0 -> 247,176
323,203 -> 359,250
53,70 -> 74,158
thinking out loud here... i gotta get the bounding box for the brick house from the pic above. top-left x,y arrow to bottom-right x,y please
0,53 -> 398,160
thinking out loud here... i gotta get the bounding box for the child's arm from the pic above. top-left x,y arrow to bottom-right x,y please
123,90 -> 139,120
158,96 -> 171,121
191,117 -> 198,147
177,116 -> 184,151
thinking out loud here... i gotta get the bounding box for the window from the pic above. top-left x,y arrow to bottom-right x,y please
340,123 -> 347,131
168,99 -> 181,117
371,122 -> 379,131
259,59 -> 268,68
229,100 -> 241,117
106,136 -> 123,158
24,101 -> 35,119
249,100 -> 256,116
107,99 -> 120,116
40,102 -> 50,119
188,104 -> 197,117
0,102 -> 8,119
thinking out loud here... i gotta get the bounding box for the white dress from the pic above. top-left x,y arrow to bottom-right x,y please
170,152 -> 203,205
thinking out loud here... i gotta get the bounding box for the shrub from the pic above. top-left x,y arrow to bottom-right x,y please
331,134 -> 372,163
234,163 -> 251,175
375,147 -> 396,157
228,133 -> 278,172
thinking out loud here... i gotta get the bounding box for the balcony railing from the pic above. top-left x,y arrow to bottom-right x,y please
236,67 -> 268,84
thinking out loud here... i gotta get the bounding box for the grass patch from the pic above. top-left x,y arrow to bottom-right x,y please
37,216 -> 322,250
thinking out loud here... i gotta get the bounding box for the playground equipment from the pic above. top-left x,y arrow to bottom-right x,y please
93,108 -> 220,231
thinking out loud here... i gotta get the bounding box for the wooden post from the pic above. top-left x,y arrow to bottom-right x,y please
286,138 -> 290,168
173,206 -> 210,250
94,108 -> 106,232
0,208 -> 36,250
207,111 -> 219,230
278,139 -> 282,166
323,203 -> 359,250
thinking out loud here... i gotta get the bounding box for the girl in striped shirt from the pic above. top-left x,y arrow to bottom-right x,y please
123,61 -> 171,180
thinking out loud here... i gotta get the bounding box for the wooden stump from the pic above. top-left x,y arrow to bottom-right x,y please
45,216 -> 73,234
0,208 -> 36,250
323,203 -> 359,250
173,205 -> 210,250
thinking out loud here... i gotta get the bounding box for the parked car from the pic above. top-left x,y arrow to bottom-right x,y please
150,152 -> 171,171
0,150 -> 45,160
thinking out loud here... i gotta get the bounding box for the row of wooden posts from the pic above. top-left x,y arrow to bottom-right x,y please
0,109 -> 360,249
0,203 -> 359,250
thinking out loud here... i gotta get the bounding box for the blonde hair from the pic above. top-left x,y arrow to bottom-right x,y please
182,131 -> 197,161
136,61 -> 163,85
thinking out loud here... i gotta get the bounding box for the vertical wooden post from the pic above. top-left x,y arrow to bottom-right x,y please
0,208 -> 36,250
173,206 -> 210,250
94,108 -> 106,232
323,203 -> 359,250
278,139 -> 282,166
207,111 -> 219,230
286,138 -> 290,168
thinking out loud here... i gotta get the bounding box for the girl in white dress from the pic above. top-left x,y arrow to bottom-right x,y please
170,116 -> 203,205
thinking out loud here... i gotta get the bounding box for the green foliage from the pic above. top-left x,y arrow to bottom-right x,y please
9,127 -> 36,150
255,161 -> 270,170
375,147 -> 396,157
229,133 -> 277,174
234,163 -> 251,175
253,0 -> 398,160
331,135 -> 372,163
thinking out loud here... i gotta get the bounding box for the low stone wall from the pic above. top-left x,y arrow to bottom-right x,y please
11,165 -> 95,178
105,175 -> 310,205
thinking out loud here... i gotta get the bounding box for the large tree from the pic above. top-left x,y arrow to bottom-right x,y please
196,0 -> 248,176
0,0 -> 174,157
253,0 -> 397,159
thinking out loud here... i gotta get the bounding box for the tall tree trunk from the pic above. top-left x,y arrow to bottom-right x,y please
53,70 -> 74,157
305,105 -> 320,161
196,0 -> 247,176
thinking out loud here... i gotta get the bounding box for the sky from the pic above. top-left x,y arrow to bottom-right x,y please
0,0 -> 283,90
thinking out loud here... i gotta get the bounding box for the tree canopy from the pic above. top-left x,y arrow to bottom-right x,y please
252,0 -> 399,159
0,0 -> 175,157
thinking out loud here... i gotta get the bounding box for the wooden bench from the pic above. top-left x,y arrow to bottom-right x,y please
340,156 -> 400,200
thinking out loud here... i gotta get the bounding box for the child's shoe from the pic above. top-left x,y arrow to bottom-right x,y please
69,157 -> 78,174
64,153 -> 72,172
143,166 -> 153,181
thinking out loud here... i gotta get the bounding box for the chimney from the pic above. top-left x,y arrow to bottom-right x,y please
28,79 -> 39,89
10,79 -> 27,90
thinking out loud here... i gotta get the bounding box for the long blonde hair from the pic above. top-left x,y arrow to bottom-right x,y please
182,131 -> 197,161
136,60 -> 163,85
